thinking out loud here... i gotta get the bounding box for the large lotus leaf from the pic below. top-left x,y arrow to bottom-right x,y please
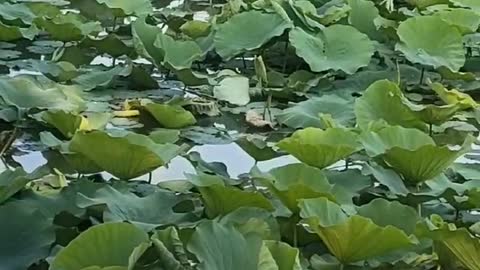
0,21 -> 37,41
354,80 -> 427,130
151,227 -> 190,270
0,76 -> 85,112
42,110 -> 110,138
187,221 -> 263,270
258,163 -> 335,214
356,198 -> 418,235
213,72 -> 250,106
96,0 -> 152,16
435,9 -> 480,34
289,25 -> 374,74
50,222 -> 149,270
73,64 -> 132,91
132,18 -> 163,66
395,16 -> 465,71
76,185 -> 194,230
0,203 -> 55,270
451,0 -> 480,11
199,184 -> 274,218
214,10 -> 292,60
360,125 -> 474,183
277,128 -> 361,169
434,228 -> 480,270
299,198 -> 416,263
347,0 -> 382,40
219,207 -> 281,240
144,103 -> 196,128
0,168 -> 31,204
431,82 -> 478,110
261,241 -> 302,270
0,2 -> 36,25
403,101 -> 459,125
35,12 -> 102,41
276,95 -> 355,129
81,34 -> 132,58
153,33 -> 203,70
70,130 -> 181,180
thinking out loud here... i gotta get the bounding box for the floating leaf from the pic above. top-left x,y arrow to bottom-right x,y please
396,16 -> 465,71
213,73 -> 250,106
278,128 -> 361,169
289,25 -> 374,74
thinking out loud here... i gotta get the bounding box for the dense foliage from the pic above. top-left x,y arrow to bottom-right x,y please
0,0 -> 480,269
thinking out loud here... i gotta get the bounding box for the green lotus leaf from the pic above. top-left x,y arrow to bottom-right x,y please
81,34 -> 132,58
0,2 -> 36,25
132,17 -> 163,66
0,75 -> 85,112
435,8 -> 480,34
355,80 -> 427,130
451,0 -> 480,11
35,12 -> 102,41
213,72 -> 250,106
235,135 -> 282,162
0,21 -> 37,41
42,110 -> 110,138
70,130 -> 181,180
199,184 -> 274,218
73,64 -> 132,91
0,203 -> 55,270
289,25 -> 374,74
256,163 -> 335,214
0,168 -> 31,204
260,241 -> 302,270
360,125 -> 474,183
76,185 -> 194,230
277,128 -> 361,169
356,198 -> 418,235
50,222 -> 149,270
431,82 -> 478,110
219,207 -> 281,240
403,101 -> 459,125
407,0 -> 449,8
151,227 -> 190,269
395,16 -> 465,72
214,10 -> 292,60
347,0 -> 382,40
187,220 -> 263,270
276,95 -> 355,129
144,103 -> 196,128
96,0 -> 153,16
436,228 -> 480,270
299,197 -> 417,263
31,60 -> 79,82
180,20 -> 211,39
153,32 -> 203,70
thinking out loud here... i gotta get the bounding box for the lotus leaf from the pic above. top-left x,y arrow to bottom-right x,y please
0,168 -> 30,204
35,13 -> 102,41
355,80 -> 427,130
187,220 -> 263,270
50,222 -> 149,270
69,130 -> 181,179
131,17 -> 163,66
299,197 -> 417,263
360,125 -> 474,183
154,32 -> 203,70
277,128 -> 361,169
144,103 -> 196,128
431,82 -> 478,110
347,0 -> 381,40
256,163 -> 335,214
451,0 -> 480,11
213,73 -> 250,106
0,21 -> 37,41
42,110 -> 110,138
396,16 -> 465,71
214,10 -> 292,60
435,8 -> 480,34
96,0 -> 153,16
289,25 -> 374,74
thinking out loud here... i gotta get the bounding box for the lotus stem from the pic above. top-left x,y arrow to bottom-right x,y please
148,172 -> 152,184
417,184 -> 422,217
396,60 -> 401,85
419,67 -> 425,85
111,16 -> 118,33
293,223 -> 298,247
345,158 -> 349,170
339,264 -> 345,270
242,55 -> 247,70
429,123 -> 433,137
112,57 -> 117,67
282,41 -> 289,73
0,126 -> 17,157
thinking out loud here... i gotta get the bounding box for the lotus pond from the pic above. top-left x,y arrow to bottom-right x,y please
2,0 -> 480,269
